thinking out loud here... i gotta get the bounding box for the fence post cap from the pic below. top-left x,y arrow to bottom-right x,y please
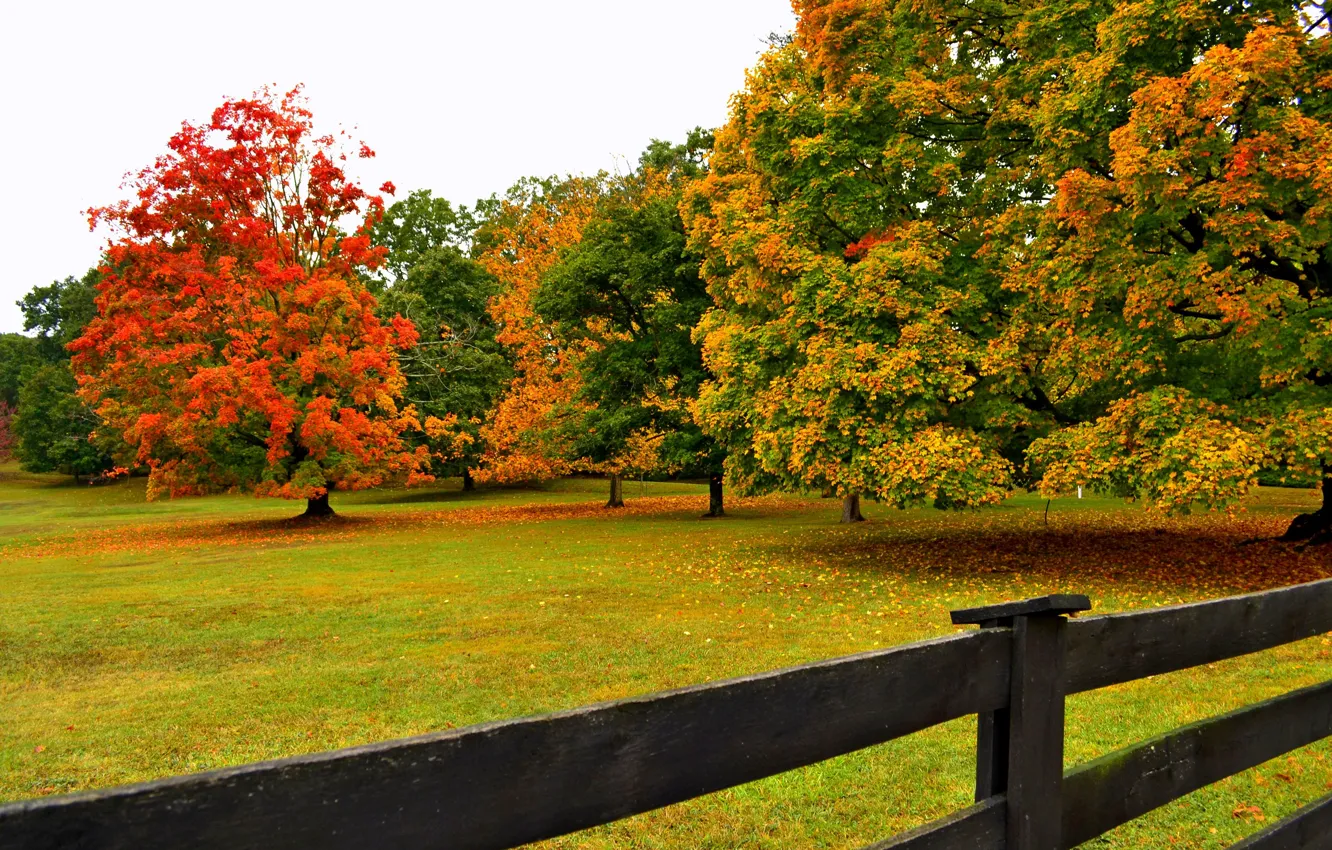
950,593 -> 1092,626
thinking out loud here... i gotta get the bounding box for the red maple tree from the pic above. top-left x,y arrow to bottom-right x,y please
71,87 -> 430,517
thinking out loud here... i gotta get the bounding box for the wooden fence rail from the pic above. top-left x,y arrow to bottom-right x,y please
2,578 -> 1331,849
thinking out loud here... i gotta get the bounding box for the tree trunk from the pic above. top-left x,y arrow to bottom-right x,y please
303,492 -> 334,519
606,473 -> 625,509
704,474 -> 725,518
841,493 -> 866,523
1282,465 -> 1332,544
462,468 -> 476,492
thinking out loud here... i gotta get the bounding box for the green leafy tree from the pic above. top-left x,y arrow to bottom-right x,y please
682,2 -> 1045,522
537,133 -> 727,513
0,334 -> 41,408
372,190 -> 478,287
3,268 -> 105,474
375,192 -> 511,489
19,269 -> 100,361
13,364 -> 111,480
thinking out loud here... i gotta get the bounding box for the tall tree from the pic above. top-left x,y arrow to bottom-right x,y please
682,0 -> 1039,522
374,194 -> 511,490
1007,5 -> 1332,539
475,176 -> 602,485
536,134 -> 727,513
71,87 -> 429,517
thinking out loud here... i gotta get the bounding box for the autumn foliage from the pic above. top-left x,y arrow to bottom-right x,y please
683,0 -> 1332,533
71,88 -> 429,515
1019,16 -> 1332,527
683,1 -> 1031,512
34,1 -> 1332,537
474,178 -> 601,484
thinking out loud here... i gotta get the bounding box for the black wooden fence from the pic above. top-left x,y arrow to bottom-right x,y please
3,579 -> 1332,849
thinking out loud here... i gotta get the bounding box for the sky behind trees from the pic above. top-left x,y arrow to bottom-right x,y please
0,0 -> 795,333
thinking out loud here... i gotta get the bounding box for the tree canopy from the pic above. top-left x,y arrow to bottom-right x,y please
1017,9 -> 1332,537
19,269 -> 99,362
474,176 -> 603,484
683,0 -> 1332,531
374,191 -> 511,488
536,133 -> 726,510
683,0 -> 1037,515
15,1 -> 1332,533
70,87 -> 429,515
12,364 -> 111,479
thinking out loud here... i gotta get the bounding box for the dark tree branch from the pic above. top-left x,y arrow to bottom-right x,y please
1168,301 -> 1224,321
1017,383 -> 1080,425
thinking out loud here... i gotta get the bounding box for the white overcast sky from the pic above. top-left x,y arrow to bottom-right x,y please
0,0 -> 795,333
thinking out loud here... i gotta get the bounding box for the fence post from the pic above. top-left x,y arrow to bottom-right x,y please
952,594 -> 1091,850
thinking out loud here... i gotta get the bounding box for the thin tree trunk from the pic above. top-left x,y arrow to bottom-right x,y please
841,493 -> 866,523
303,492 -> 334,519
705,474 -> 725,517
606,473 -> 625,509
462,468 -> 475,492
1282,464 -> 1332,543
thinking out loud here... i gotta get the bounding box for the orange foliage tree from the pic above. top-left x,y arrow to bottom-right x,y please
474,177 -> 601,484
687,0 -> 1332,535
1018,13 -> 1332,541
71,87 -> 430,517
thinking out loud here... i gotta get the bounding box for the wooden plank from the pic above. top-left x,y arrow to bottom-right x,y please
861,797 -> 1006,850
1062,679 -> 1332,846
0,630 -> 1011,850
1228,790 -> 1332,850
974,706 -> 1009,801
1004,615 -> 1068,850
1065,578 -> 1332,694
951,595 -> 1090,626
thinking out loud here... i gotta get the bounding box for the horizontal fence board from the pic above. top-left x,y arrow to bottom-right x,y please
1062,679 -> 1332,846
0,630 -> 1010,850
1229,790 -> 1332,850
1065,578 -> 1332,694
861,797 -> 1005,850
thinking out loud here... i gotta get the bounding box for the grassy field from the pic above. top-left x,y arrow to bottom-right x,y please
2,464 -> 1330,847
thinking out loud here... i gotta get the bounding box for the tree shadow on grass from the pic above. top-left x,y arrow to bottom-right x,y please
357,489 -> 479,506
89,495 -> 721,555
356,480 -> 563,506
801,514 -> 1332,600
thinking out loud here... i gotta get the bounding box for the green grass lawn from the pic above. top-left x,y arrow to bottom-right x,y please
2,464 -> 1330,847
